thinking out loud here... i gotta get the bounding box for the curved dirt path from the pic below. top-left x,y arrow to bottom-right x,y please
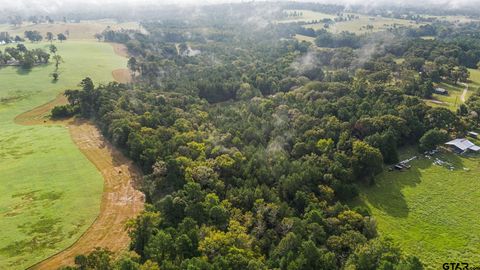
16,100 -> 144,270
17,43 -> 144,269
110,43 -> 133,84
460,82 -> 469,103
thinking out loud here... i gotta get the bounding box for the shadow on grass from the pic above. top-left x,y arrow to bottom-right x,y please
15,67 -> 32,75
355,151 -> 465,218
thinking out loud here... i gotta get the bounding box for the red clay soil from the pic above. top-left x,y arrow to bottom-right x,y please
112,68 -> 132,84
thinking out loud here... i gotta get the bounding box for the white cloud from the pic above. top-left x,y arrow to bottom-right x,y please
1,0 -> 480,14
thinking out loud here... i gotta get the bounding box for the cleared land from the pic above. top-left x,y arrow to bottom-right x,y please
353,71 -> 480,269
0,40 -> 131,269
352,148 -> 480,268
27,119 -> 144,270
280,9 -> 424,35
293,34 -> 316,43
426,69 -> 480,111
0,19 -> 145,40
426,82 -> 467,111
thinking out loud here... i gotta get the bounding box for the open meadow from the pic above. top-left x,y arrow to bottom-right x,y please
280,9 -> 424,35
352,148 -> 480,268
425,69 -> 480,111
0,19 -> 144,40
0,40 -> 127,269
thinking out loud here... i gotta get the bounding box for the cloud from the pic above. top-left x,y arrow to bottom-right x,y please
2,0 -> 480,14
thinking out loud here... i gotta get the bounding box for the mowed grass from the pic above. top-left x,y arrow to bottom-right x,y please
294,34 -> 316,43
279,9 -> 424,34
0,41 -> 126,269
352,148 -> 480,269
0,19 -> 144,40
426,68 -> 480,111
468,68 -> 480,90
324,15 -> 424,34
426,82 -> 465,111
278,10 -> 337,23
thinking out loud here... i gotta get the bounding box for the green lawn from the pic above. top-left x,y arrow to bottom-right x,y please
279,9 -> 422,34
352,148 -> 480,268
427,82 -> 465,111
293,34 -> 316,44
0,41 -> 126,269
468,68 -> 480,90
277,9 -> 337,24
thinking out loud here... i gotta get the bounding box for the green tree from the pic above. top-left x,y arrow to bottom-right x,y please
58,33 -> 67,42
352,141 -> 383,184
46,32 -> 54,42
419,129 -> 449,151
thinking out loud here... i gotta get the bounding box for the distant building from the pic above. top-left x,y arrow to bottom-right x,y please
445,138 -> 480,153
434,88 -> 448,95
468,131 -> 479,138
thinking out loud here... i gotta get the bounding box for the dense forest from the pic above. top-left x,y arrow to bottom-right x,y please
55,3 -> 480,270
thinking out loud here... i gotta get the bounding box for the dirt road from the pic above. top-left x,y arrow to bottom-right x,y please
27,119 -> 144,270
461,82 -> 469,103
15,42 -> 145,270
16,101 -> 145,270
16,42 -> 144,269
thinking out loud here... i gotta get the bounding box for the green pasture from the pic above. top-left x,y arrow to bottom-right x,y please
426,68 -> 480,111
279,9 -> 424,34
278,9 -> 337,24
293,34 -> 316,44
352,148 -> 480,268
468,68 -> 480,90
0,41 -> 126,269
427,82 -> 465,111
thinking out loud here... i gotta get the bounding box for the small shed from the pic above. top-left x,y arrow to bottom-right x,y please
468,131 -> 479,138
434,88 -> 448,95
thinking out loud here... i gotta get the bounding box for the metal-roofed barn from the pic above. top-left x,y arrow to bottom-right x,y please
445,138 -> 480,153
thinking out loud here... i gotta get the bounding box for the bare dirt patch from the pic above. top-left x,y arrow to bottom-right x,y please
110,43 -> 132,83
112,69 -> 132,84
28,120 -> 144,270
110,43 -> 129,58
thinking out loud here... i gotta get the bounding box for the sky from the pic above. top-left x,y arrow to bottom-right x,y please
1,0 -> 480,14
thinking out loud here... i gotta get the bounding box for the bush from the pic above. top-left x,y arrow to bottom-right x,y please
51,104 -> 78,119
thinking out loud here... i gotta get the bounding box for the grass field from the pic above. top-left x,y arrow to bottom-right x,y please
294,34 -> 316,43
352,148 -> 480,268
0,19 -> 144,40
468,68 -> 480,90
279,10 -> 337,23
0,40 -> 127,269
280,9 -> 423,35
426,82 -> 466,111
425,68 -> 480,111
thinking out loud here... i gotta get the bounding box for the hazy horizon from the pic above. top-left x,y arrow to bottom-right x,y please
2,0 -> 480,14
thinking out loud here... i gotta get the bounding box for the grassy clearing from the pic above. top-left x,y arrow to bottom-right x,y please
468,68 -> 480,90
279,10 -> 423,34
293,34 -> 316,43
0,19 -> 144,40
352,148 -> 480,268
0,40 -> 126,269
422,15 -> 479,24
426,82 -> 465,111
323,15 -> 423,34
278,9 -> 337,24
